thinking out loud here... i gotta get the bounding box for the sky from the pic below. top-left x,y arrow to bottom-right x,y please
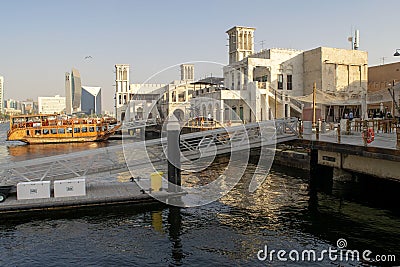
1,0 -> 399,112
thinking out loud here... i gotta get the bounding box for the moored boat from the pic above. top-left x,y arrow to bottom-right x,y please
7,114 -> 121,144
181,116 -> 223,134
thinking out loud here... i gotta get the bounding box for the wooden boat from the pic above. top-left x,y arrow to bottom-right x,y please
7,114 -> 121,144
181,116 -> 223,134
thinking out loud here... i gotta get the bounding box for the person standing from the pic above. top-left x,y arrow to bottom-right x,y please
349,110 -> 354,121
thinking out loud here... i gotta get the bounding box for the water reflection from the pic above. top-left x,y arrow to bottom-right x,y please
6,141 -> 112,161
168,207 -> 183,266
0,120 -> 399,265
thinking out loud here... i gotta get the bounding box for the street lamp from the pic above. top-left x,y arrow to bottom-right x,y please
394,49 -> 400,56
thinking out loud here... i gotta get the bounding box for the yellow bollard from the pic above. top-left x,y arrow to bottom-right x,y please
150,172 -> 163,192
152,211 -> 164,233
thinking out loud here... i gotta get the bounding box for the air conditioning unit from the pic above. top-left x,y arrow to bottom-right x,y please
54,179 -> 86,198
17,181 -> 51,200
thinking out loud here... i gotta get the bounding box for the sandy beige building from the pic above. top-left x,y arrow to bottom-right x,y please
193,26 -> 370,124
367,62 -> 400,116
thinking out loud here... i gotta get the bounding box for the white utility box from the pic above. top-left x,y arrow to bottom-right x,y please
54,179 -> 86,198
17,181 -> 51,200
303,121 -> 312,136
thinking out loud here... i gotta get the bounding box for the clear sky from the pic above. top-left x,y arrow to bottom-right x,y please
1,0 -> 399,111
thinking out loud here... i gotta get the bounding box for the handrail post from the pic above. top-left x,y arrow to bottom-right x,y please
337,123 -> 341,143
346,119 -> 350,135
167,115 -> 181,192
362,120 -> 368,147
299,120 -> 303,139
397,124 -> 400,149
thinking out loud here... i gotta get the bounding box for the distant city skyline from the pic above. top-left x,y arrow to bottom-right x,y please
1,0 -> 399,111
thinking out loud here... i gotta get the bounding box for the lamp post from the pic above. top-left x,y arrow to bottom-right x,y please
312,82 -> 317,128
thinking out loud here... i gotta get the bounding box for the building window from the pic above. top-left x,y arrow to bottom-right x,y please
261,75 -> 268,82
178,92 -> 185,102
277,74 -> 283,90
237,72 -> 241,89
287,75 -> 292,90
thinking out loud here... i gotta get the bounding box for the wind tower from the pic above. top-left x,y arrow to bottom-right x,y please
226,26 -> 256,64
180,64 -> 194,81
115,64 -> 130,121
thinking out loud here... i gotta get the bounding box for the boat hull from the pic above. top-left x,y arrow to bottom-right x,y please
7,115 -> 121,145
17,135 -> 108,144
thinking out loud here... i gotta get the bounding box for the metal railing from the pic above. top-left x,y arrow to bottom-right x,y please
268,87 -> 303,113
121,119 -> 158,130
342,118 -> 398,134
0,118 -> 299,185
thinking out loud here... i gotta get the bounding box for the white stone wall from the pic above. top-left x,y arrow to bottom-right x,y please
130,83 -> 166,94
223,48 -> 304,96
303,47 -> 368,96
38,96 -> 66,114
222,47 -> 304,121
115,64 -> 130,120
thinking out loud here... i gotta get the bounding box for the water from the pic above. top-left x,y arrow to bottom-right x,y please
0,123 -> 399,266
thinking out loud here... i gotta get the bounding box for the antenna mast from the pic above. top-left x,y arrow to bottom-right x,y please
354,30 -> 360,50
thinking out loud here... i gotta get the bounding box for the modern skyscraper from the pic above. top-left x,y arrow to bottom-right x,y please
65,68 -> 82,114
65,72 -> 72,114
81,86 -> 102,115
0,76 -> 4,115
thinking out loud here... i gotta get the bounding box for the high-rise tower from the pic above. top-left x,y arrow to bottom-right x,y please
226,26 -> 256,64
65,68 -> 82,114
65,72 -> 72,114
